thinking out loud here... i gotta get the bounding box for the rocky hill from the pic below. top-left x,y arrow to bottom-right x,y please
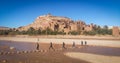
18,14 -> 94,34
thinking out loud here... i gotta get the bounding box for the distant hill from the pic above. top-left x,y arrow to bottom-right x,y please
0,26 -> 11,30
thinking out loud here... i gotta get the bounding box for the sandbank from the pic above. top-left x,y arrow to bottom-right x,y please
65,52 -> 120,63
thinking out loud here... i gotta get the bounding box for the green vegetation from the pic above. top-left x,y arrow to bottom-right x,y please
0,25 -> 112,35
83,25 -> 112,35
68,31 -> 81,35
0,27 -> 66,35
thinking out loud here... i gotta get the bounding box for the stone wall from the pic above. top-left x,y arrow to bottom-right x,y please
112,26 -> 120,36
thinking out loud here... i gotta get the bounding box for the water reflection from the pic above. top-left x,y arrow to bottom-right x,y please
0,40 -> 36,52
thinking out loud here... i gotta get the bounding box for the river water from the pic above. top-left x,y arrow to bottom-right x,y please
0,40 -> 36,52
0,40 -> 120,56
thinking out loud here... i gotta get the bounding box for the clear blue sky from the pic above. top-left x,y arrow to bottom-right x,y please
0,0 -> 120,28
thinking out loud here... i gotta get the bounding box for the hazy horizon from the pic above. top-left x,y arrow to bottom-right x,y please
0,0 -> 120,28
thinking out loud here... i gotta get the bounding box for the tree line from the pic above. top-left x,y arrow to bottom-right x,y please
0,27 -> 66,35
83,25 -> 112,35
68,25 -> 112,35
0,25 -> 112,35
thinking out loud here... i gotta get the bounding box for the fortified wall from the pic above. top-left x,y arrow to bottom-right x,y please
112,26 -> 120,36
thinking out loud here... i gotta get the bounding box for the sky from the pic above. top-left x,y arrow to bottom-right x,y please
0,0 -> 120,28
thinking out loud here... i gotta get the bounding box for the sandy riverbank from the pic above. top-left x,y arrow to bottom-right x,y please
1,35 -> 120,40
0,36 -> 120,48
65,52 -> 120,63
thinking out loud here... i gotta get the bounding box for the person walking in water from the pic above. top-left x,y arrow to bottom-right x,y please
81,41 -> 83,46
36,42 -> 39,50
36,38 -> 40,50
62,42 -> 66,49
85,41 -> 87,45
72,41 -> 75,48
49,42 -> 55,50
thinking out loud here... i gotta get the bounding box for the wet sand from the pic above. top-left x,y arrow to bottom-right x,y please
0,40 -> 120,63
65,52 -> 120,63
0,51 -> 90,63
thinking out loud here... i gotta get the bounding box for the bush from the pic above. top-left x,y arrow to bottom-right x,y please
0,30 -> 9,35
68,31 -> 79,35
0,25 -> 112,35
83,31 -> 96,35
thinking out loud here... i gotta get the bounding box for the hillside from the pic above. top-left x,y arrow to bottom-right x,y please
18,14 -> 94,34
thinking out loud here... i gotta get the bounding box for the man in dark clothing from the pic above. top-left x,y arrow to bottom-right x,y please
85,41 -> 87,45
49,42 -> 55,50
72,42 -> 75,48
36,42 -> 39,50
62,42 -> 66,49
81,41 -> 83,46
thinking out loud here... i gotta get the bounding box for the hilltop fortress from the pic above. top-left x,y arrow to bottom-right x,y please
18,14 -> 94,34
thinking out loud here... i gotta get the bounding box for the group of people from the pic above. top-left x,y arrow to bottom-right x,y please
81,41 -> 87,45
36,41 -> 87,50
49,42 -> 66,50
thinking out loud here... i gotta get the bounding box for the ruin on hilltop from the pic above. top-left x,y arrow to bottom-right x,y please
17,14 -> 95,34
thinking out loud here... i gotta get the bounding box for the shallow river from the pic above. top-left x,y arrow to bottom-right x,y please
0,40 -> 120,56
0,40 -> 36,52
